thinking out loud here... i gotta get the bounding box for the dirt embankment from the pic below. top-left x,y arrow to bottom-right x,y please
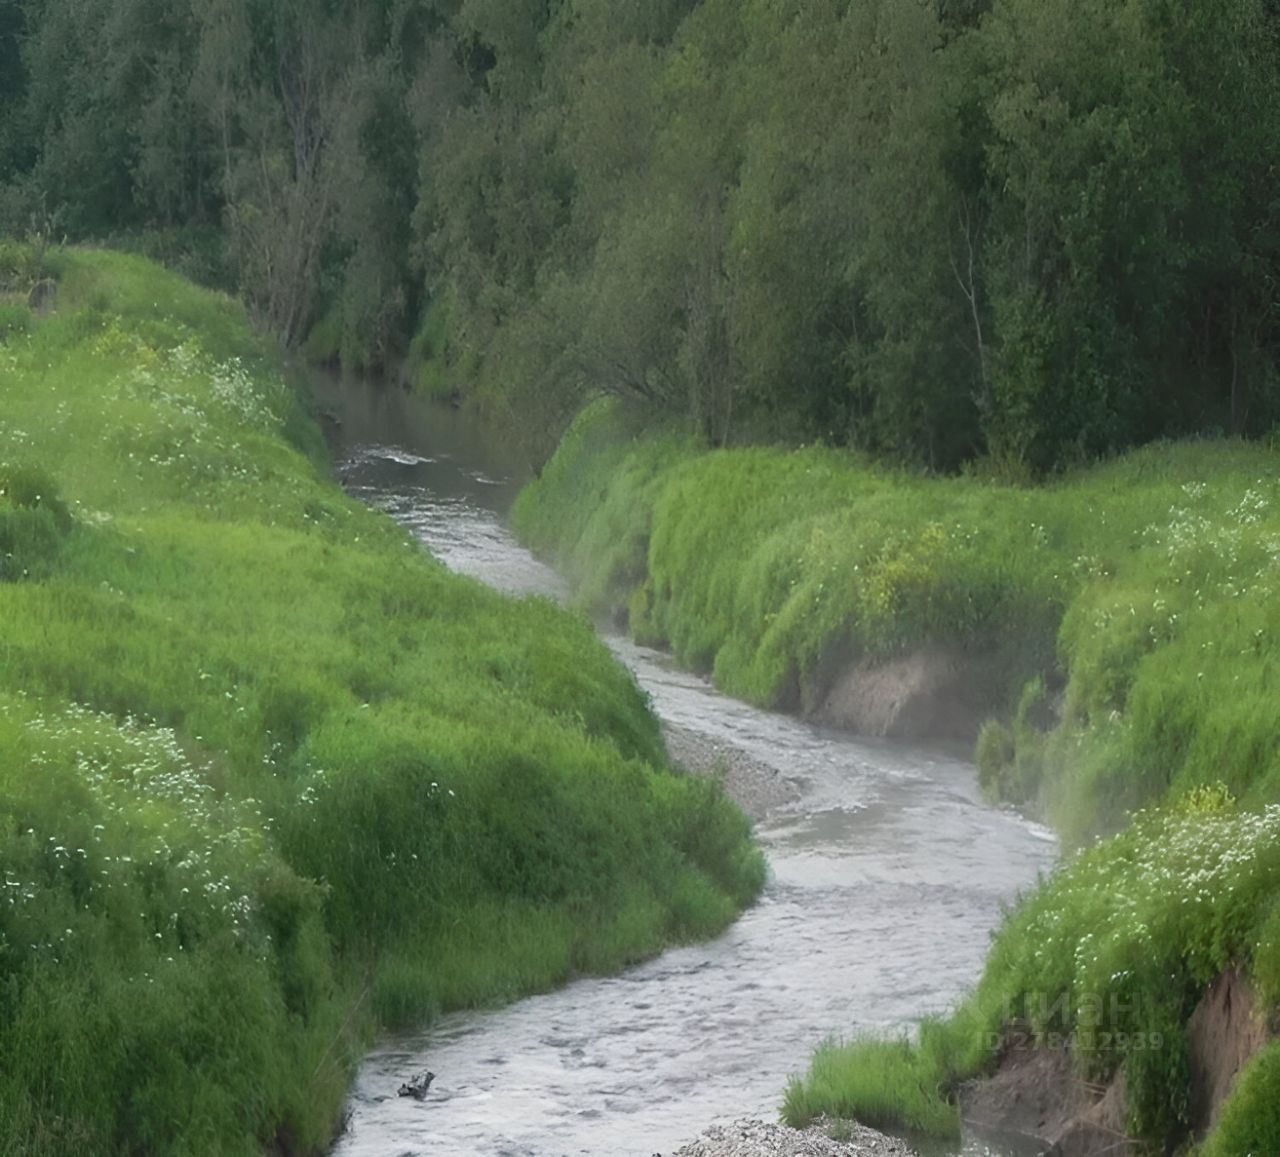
960,970 -> 1271,1155
959,1030 -> 1127,1156
1186,968 -> 1272,1136
804,646 -> 1001,742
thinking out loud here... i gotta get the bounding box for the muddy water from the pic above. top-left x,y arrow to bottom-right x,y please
320,382 -> 1057,1157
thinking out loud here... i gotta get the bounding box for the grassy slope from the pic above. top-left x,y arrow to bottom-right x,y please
515,401 -> 1280,841
513,399 -> 1280,1150
0,249 -> 764,1156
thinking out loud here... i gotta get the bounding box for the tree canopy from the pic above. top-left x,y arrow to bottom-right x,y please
2,0 -> 1278,470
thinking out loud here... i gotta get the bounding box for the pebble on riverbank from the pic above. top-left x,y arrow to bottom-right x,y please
661,1117 -> 918,1157
663,724 -> 802,821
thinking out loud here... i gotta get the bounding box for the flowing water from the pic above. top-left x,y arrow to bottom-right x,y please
318,381 -> 1057,1157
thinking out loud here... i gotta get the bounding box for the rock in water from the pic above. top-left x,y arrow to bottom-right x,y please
397,1071 -> 435,1101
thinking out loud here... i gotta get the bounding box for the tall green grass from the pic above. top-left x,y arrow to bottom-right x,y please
0,249 -> 764,1154
782,1032 -> 964,1140
515,400 -> 1280,843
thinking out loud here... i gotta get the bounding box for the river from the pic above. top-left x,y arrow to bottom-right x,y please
316,381 -> 1057,1157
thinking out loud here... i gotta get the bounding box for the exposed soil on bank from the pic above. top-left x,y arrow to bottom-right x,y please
806,647 -> 1004,744
959,970 -> 1273,1155
958,1032 -> 1125,1157
1187,969 -> 1272,1137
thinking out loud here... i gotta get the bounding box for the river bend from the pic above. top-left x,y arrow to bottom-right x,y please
321,386 -> 1056,1157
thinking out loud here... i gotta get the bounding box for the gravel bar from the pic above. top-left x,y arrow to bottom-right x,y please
663,723 -> 803,821
659,1117 -> 919,1157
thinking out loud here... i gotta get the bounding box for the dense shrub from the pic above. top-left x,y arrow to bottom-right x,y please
0,463 -> 73,581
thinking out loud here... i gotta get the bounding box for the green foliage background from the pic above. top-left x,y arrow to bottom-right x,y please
2,0 -> 1279,471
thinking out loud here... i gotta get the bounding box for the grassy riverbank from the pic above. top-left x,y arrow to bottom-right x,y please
0,248 -> 764,1155
514,399 -> 1280,1150
515,401 -> 1280,843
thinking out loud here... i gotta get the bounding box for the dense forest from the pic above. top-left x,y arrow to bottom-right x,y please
2,0 -> 1279,469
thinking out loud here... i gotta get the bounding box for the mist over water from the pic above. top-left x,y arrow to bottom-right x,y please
323,381 -> 1056,1157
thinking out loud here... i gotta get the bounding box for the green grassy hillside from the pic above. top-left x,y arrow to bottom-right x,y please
0,248 -> 763,1155
515,400 -> 1280,843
